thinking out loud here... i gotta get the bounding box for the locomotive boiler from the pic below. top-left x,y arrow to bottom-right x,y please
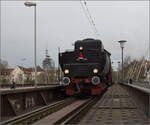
59,38 -> 112,95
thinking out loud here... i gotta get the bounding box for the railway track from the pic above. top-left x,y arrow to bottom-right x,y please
54,97 -> 101,125
1,98 -> 76,125
51,84 -> 149,125
2,84 -> 149,125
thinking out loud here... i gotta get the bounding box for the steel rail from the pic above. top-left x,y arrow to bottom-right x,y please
1,98 -> 75,125
54,96 -> 101,125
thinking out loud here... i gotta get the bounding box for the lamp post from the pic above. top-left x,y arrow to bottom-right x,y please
24,2 -> 37,88
0,28 -> 1,64
117,61 -> 120,83
0,36 -> 1,64
118,40 -> 127,82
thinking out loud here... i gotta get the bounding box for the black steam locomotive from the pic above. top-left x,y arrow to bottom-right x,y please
59,38 -> 112,95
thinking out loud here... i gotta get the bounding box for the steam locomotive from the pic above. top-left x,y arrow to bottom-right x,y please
59,38 -> 112,96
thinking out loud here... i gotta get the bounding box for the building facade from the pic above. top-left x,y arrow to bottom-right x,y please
10,66 -> 44,84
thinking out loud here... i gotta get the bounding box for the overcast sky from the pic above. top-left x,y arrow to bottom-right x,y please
1,1 -> 149,69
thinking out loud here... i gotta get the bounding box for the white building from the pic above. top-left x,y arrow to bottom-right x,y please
10,66 -> 44,84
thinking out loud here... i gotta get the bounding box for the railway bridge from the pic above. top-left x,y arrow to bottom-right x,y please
0,81 -> 149,125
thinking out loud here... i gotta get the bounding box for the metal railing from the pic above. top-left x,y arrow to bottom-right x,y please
121,82 -> 150,118
0,84 -> 63,122
0,83 -> 59,88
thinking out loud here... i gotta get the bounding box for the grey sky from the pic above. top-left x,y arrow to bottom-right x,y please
1,1 -> 149,68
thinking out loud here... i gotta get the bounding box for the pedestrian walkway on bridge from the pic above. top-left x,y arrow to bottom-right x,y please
0,84 -> 59,94
80,83 -> 150,124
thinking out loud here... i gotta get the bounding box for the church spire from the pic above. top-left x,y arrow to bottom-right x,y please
45,48 -> 50,58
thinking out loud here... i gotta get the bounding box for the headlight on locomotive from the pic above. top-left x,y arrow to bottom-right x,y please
93,68 -> 98,74
79,46 -> 83,50
64,69 -> 69,74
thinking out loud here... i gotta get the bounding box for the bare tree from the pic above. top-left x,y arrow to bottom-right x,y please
122,56 -> 148,82
124,56 -> 131,68
0,60 -> 8,75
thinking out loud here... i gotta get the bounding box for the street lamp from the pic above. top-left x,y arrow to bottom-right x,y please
118,40 -> 127,82
24,2 -> 36,7
0,36 -> 1,64
0,30 -> 1,64
24,2 -> 37,88
117,61 -> 120,83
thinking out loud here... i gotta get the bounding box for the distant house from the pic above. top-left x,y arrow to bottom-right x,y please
10,66 -> 44,84
30,66 -> 44,81
0,68 -> 14,83
2,68 -> 14,76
